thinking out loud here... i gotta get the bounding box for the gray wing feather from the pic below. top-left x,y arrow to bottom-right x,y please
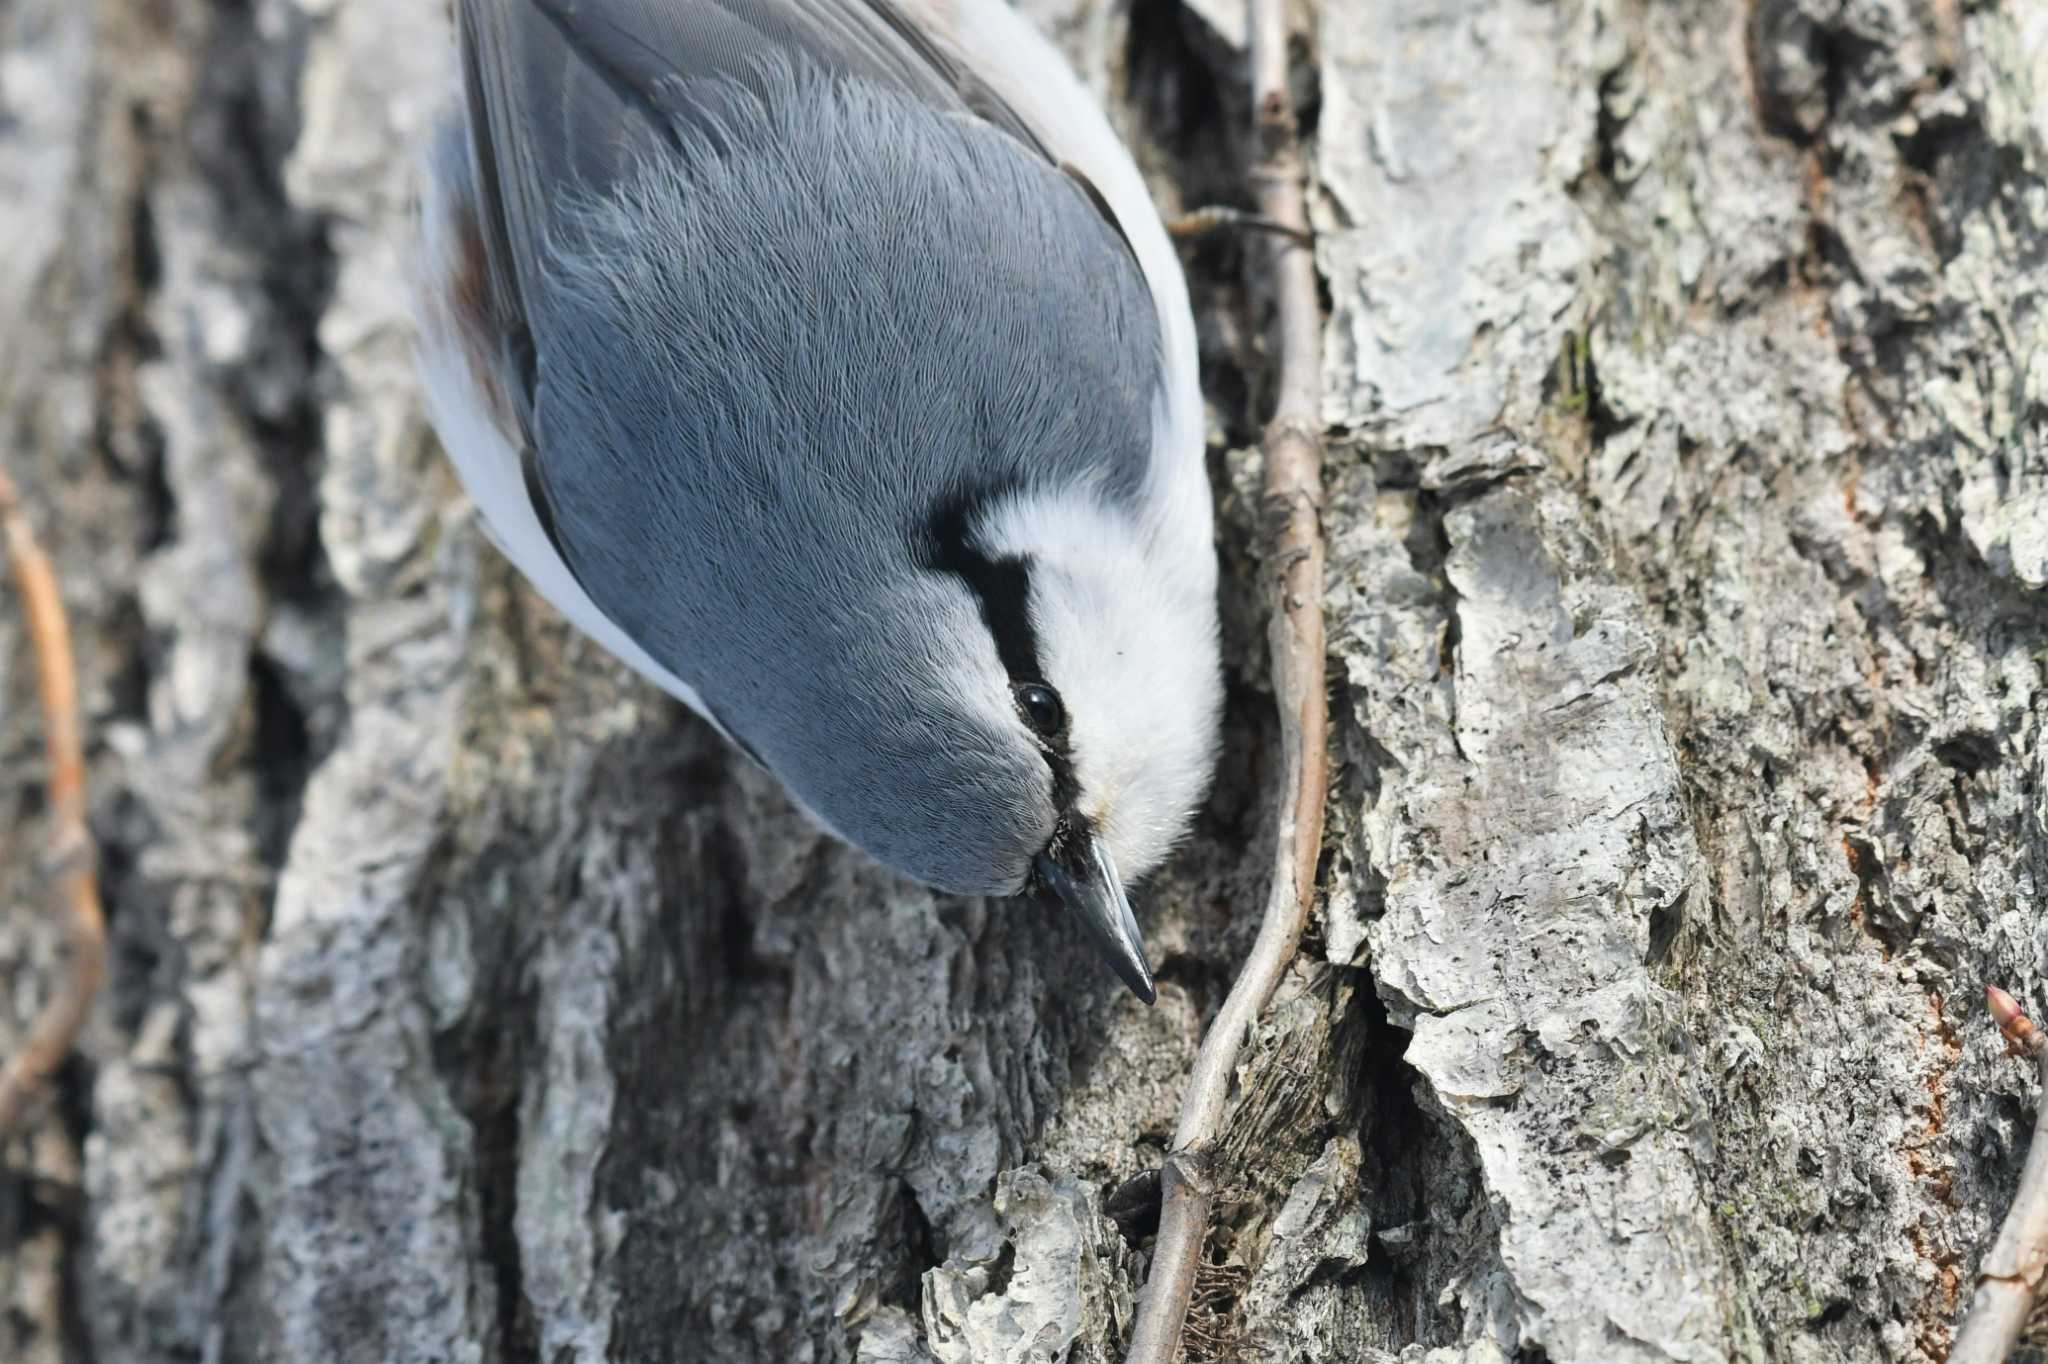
457,0 -> 1056,389
455,0 -> 1081,573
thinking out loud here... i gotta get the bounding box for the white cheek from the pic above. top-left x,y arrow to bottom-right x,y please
983,498 -> 1223,879
1056,607 -> 1222,877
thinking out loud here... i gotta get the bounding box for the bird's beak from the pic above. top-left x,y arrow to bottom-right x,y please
1033,825 -> 1156,1005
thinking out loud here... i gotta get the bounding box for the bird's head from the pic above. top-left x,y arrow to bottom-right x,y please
507,69 -> 1223,999
758,480 -> 1222,1003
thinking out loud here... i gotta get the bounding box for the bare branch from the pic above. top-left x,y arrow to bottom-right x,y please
1950,986 -> 2048,1364
0,469 -> 106,1136
1124,0 -> 1328,1356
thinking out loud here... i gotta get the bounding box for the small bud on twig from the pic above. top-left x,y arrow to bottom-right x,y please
1987,985 -> 2044,1057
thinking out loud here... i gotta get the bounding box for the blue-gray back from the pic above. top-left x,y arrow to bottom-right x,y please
531,57 -> 1161,765
453,0 -> 1171,889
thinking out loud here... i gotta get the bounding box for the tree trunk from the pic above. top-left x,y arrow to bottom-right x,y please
3,0 -> 2045,1360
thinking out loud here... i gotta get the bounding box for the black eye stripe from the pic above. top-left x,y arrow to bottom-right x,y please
919,487 -> 1044,678
949,551 -> 1039,682
920,488 -> 1079,810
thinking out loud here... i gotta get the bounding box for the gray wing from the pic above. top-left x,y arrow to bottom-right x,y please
458,0 -> 1065,393
455,0 -> 1112,560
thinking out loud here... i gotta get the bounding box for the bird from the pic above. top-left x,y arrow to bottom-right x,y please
409,0 -> 1223,1003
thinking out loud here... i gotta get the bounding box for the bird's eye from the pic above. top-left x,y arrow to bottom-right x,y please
1015,682 -> 1066,737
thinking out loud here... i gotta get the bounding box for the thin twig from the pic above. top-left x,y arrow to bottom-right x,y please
1165,205 -> 1314,247
1124,0 -> 1327,1356
0,469 -> 105,1136
1951,986 -> 2048,1364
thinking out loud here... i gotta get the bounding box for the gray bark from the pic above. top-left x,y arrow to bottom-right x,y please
2,0 -> 2045,1360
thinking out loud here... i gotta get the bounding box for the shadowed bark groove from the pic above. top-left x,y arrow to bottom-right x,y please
2,0 -> 2045,1361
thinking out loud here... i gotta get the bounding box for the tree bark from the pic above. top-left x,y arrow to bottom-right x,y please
2,0 -> 2045,1360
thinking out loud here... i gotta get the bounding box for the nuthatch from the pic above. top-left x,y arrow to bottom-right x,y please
411,0 -> 1222,1001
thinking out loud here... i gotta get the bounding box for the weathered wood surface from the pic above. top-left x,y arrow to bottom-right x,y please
2,0 -> 2044,1360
